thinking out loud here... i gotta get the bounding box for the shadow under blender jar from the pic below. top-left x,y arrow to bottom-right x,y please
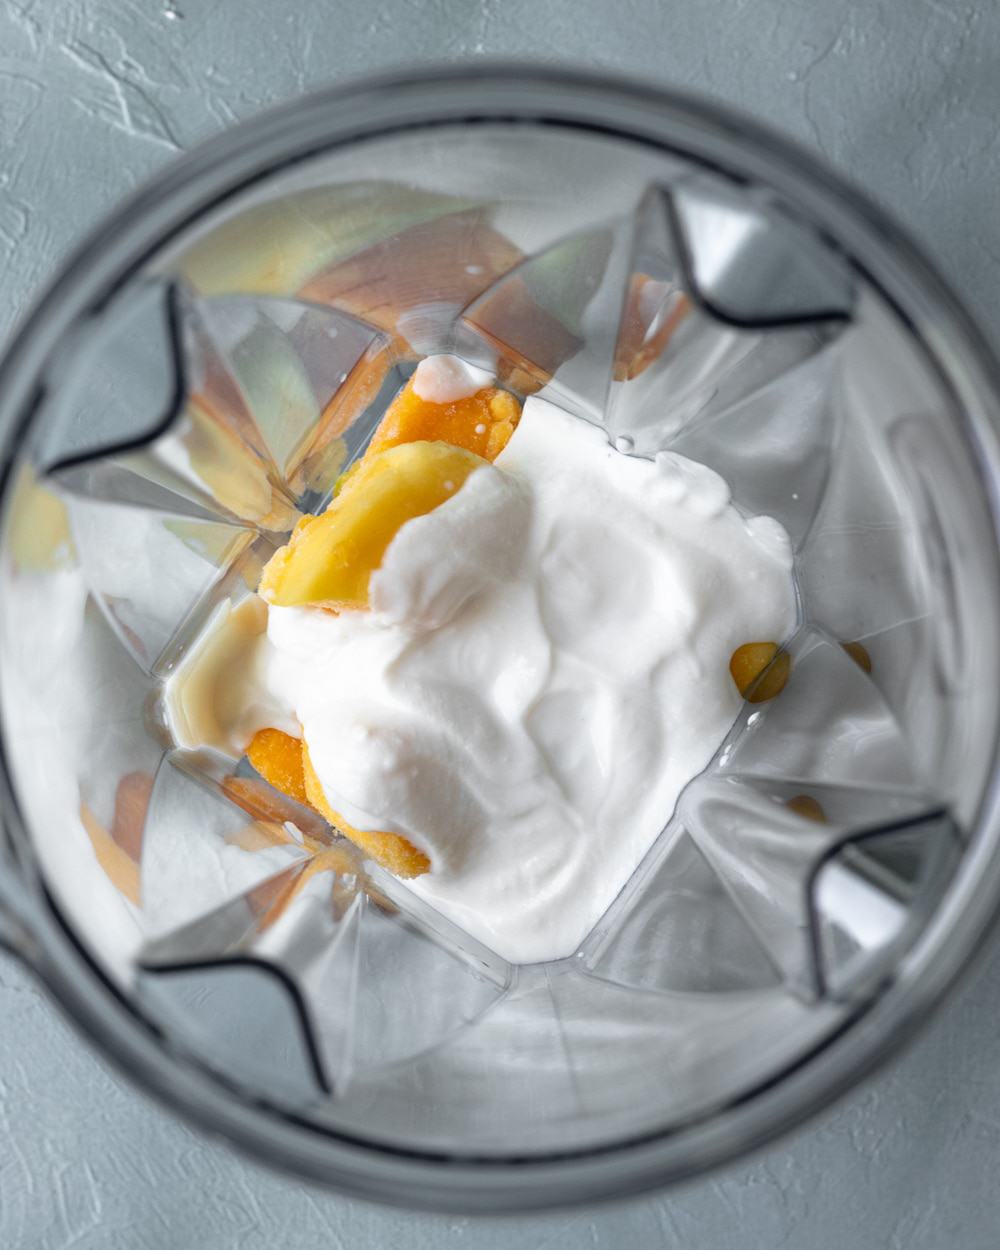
1,71 -> 1000,1212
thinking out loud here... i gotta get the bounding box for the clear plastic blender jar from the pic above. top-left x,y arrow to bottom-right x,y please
1,68 -> 1000,1211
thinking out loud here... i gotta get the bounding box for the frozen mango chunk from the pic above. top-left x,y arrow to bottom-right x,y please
841,640 -> 873,674
367,372 -> 522,463
614,278 -> 692,382
79,803 -> 141,905
256,848 -> 366,928
786,795 -> 826,823
246,727 -> 430,879
729,641 -> 791,703
222,775 -> 329,854
111,771 -> 154,862
259,440 -> 487,610
302,744 -> 430,879
247,727 -> 310,806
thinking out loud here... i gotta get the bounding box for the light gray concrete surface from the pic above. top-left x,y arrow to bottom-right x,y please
3,0 -> 1000,1245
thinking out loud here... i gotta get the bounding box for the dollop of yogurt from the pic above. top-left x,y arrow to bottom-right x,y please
411,354 -> 495,404
183,396 -> 796,964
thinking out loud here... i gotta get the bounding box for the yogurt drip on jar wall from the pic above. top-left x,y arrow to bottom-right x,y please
167,369 -> 797,964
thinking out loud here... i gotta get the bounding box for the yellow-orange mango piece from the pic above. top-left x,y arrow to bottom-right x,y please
259,440 -> 487,610
841,640 -> 873,674
110,771 -> 154,862
246,726 -> 429,879
786,794 -> 826,823
367,374 -> 522,464
256,848 -> 365,928
301,743 -> 430,879
614,277 -> 692,382
247,727 -> 310,806
79,804 -> 142,905
729,641 -> 792,703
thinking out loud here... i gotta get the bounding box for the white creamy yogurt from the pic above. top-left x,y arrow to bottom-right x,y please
411,354 -> 495,404
171,395 -> 796,964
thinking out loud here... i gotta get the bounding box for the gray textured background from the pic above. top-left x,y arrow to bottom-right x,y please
3,1 -> 1000,1246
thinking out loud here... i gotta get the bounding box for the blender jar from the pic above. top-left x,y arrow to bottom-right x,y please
1,68 -> 1000,1211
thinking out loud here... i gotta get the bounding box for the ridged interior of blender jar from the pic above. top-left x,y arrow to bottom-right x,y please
2,123 -> 996,1155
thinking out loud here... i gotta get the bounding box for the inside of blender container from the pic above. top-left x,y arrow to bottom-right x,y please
1,123 -> 995,1155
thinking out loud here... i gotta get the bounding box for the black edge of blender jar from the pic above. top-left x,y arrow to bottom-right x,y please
804,804 -> 959,1001
136,954 -> 333,1097
41,279 -> 189,477
662,177 -> 857,332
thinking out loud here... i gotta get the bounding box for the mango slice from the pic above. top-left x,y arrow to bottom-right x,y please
259,440 -> 487,610
247,727 -> 310,806
367,373 -> 522,463
302,743 -> 430,879
111,771 -> 154,862
79,803 -> 142,905
245,727 -> 430,879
